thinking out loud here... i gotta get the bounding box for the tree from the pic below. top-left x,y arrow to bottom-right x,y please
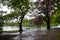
0,11 -> 3,33
0,10 -> 5,33
0,3 -> 7,33
33,0 -> 60,30
1,0 -> 31,33
32,15 -> 44,27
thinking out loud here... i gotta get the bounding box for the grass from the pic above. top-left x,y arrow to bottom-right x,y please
0,30 -> 18,33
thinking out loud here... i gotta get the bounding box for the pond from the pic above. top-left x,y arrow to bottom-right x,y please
2,26 -> 48,31
0,26 -> 60,40
2,25 -> 60,31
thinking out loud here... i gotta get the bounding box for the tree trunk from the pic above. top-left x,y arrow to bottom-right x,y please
46,12 -> 50,30
46,0 -> 50,30
19,15 -> 24,33
19,19 -> 23,33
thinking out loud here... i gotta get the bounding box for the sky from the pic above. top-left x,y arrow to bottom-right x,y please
0,4 -> 11,13
0,3 -> 11,16
0,0 -> 46,23
30,0 -> 37,2
0,0 -> 37,15
0,0 -> 38,22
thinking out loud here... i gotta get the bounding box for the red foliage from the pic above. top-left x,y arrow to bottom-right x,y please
33,15 -> 43,26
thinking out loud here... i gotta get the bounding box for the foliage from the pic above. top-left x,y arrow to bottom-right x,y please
1,0 -> 32,32
1,0 -> 31,15
1,0 -> 31,23
32,15 -> 43,26
0,11 -> 4,32
22,19 -> 30,26
51,9 -> 60,26
50,0 -> 60,26
33,0 -> 60,27
1,0 -> 60,27
3,11 -> 21,20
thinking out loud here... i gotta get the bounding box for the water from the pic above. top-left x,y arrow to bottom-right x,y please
1,26 -> 47,36
2,26 -> 31,31
1,26 -> 47,40
2,26 -> 19,31
1,26 -> 60,40
2,26 -> 47,31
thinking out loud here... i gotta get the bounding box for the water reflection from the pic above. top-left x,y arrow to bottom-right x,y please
20,32 -> 22,40
1,26 -> 60,40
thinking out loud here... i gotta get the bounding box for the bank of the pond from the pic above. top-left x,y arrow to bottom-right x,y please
1,25 -> 60,32
0,26 -> 60,40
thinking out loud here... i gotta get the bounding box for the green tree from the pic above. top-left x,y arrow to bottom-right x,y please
1,0 -> 31,33
0,11 -> 5,33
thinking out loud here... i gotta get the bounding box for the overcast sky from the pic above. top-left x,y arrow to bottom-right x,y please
0,3 -> 11,13
0,0 -> 37,21
0,0 -> 37,13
